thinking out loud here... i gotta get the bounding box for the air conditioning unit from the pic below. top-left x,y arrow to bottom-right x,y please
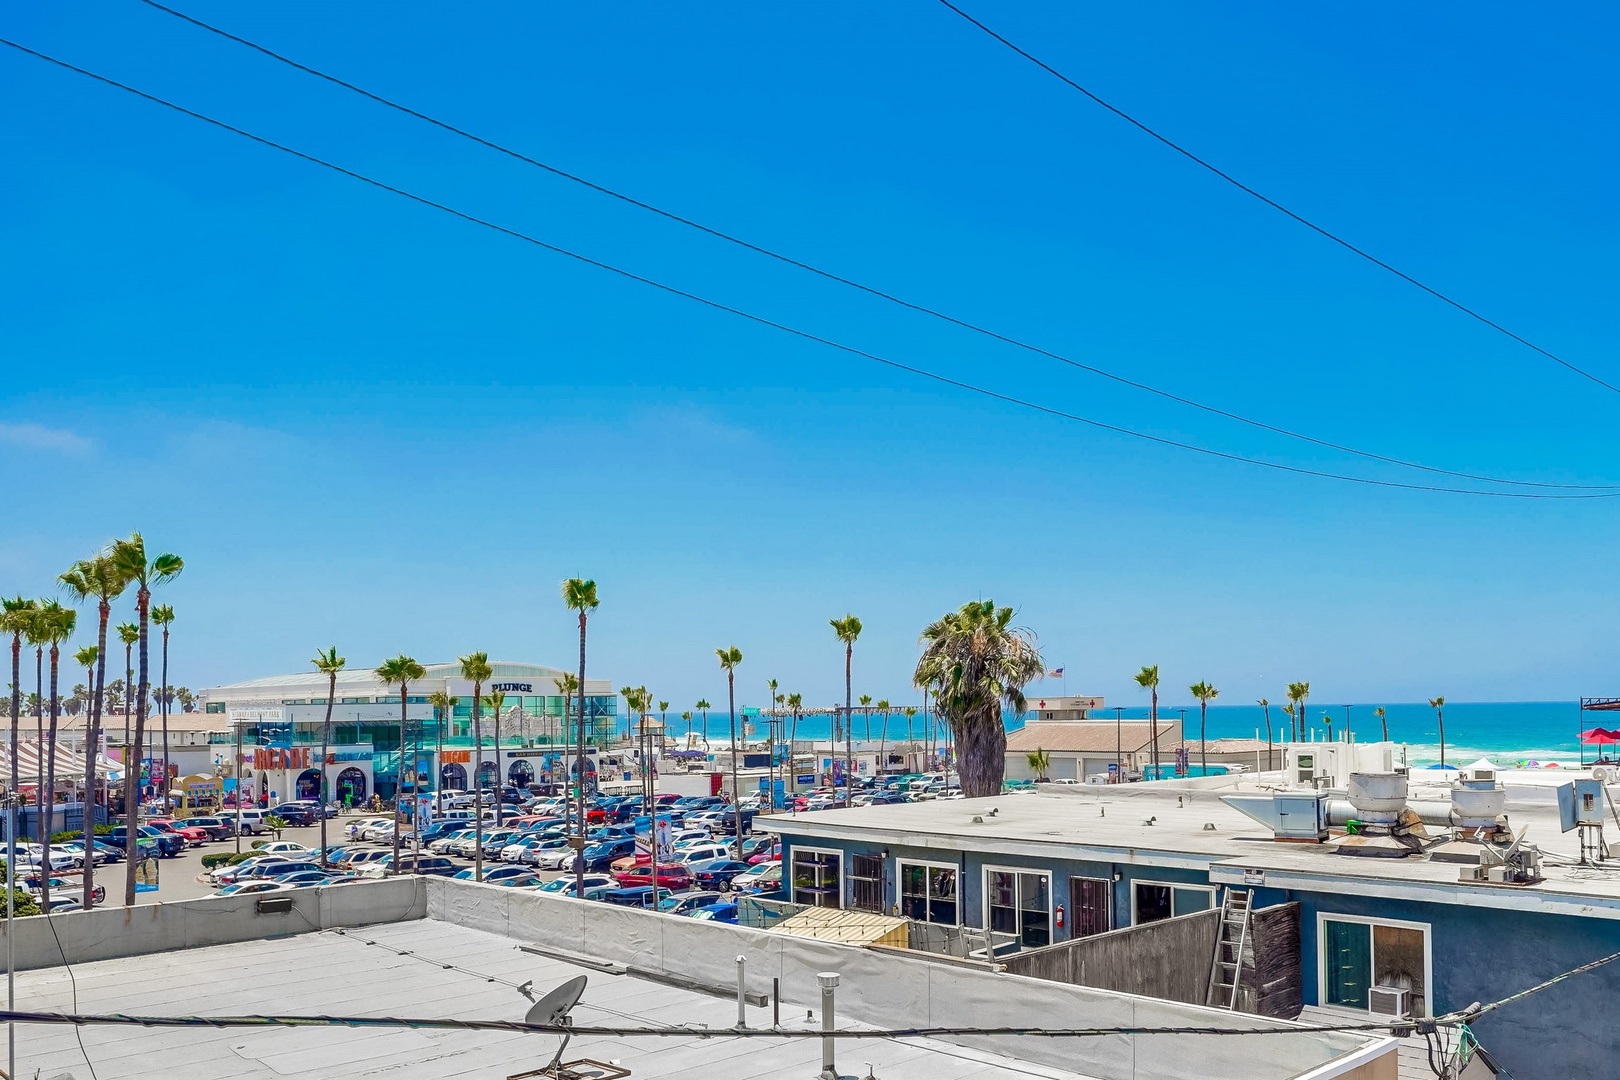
1368,985 -> 1410,1017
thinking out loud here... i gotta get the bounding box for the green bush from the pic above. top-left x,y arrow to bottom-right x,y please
1,888 -> 40,917
199,851 -> 252,870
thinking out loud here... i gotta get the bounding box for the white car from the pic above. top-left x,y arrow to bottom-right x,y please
361,823 -> 397,843
427,831 -> 475,855
730,862 -> 782,893
253,841 -> 312,856
534,845 -> 579,871
233,809 -> 269,835
346,818 -> 392,841
675,844 -> 732,865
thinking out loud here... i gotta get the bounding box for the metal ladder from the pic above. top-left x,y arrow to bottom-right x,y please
1206,888 -> 1252,1010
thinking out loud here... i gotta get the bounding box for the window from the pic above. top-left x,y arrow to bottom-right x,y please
205,702 -> 225,714
851,854 -> 883,912
1132,881 -> 1216,925
985,867 -> 1051,947
1069,877 -> 1111,938
790,848 -> 842,908
898,860 -> 958,925
1319,915 -> 1430,1016
341,697 -> 369,704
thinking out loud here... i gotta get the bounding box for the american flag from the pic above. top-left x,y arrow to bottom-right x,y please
1046,667 -> 1065,678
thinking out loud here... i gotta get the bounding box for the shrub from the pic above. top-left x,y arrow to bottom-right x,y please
2,887 -> 40,917
199,851 -> 252,870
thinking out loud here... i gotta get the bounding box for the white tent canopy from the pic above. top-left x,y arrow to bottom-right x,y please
0,743 -> 117,786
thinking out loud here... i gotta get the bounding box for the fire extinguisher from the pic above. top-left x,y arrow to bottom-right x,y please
1055,904 -> 1065,929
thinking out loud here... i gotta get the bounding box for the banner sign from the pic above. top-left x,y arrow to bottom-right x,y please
252,747 -> 311,770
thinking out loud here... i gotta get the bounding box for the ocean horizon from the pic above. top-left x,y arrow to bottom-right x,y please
667,699 -> 1599,766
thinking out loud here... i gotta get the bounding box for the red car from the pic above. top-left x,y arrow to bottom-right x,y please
614,863 -> 691,890
146,819 -> 209,846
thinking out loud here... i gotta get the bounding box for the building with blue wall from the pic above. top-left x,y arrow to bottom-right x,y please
761,782 -> 1620,1078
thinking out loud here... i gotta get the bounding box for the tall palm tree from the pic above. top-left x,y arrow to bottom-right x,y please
902,705 -> 917,758
914,601 -> 1045,798
830,615 -> 861,795
561,578 -> 597,898
152,604 -> 175,804
657,699 -> 670,795
1257,698 -> 1272,770
716,646 -> 744,853
24,605 -> 52,838
680,711 -> 693,745
428,689 -> 454,812
1374,706 -> 1388,742
1429,696 -> 1447,767
109,533 -> 182,907
312,647 -> 345,867
1286,682 -> 1310,743
375,655 -> 425,872
1190,681 -> 1219,775
766,679 -> 778,806
3,598 -> 39,835
60,553 -> 128,911
73,645 -> 97,843
487,689 -> 507,826
458,651 -> 491,881
695,699 -> 711,746
116,621 -> 137,784
1134,665 -> 1161,775
875,698 -> 892,779
38,602 -> 75,908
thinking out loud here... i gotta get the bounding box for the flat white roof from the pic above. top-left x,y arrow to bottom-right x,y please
203,660 -> 613,699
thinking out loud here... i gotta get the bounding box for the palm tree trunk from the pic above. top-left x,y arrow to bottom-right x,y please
42,644 -> 61,909
394,685 -> 406,871
1438,709 -> 1445,768
1199,701 -> 1207,775
9,632 -> 21,830
573,613 -> 587,899
435,705 -> 445,815
160,626 -> 170,816
958,705 -> 1006,798
877,710 -> 888,780
1263,707 -> 1272,773
1149,687 -> 1159,776
472,683 -> 483,882
34,647 -> 43,841
124,585 -> 151,907
320,676 -> 335,869
493,701 -> 502,829
728,672 -> 741,857
84,599 -> 110,909
123,647 -> 132,814
843,645 -> 853,798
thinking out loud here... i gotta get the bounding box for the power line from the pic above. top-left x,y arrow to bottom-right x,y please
935,0 -> 1620,399
4,37 -> 1616,502
126,0 -> 1618,493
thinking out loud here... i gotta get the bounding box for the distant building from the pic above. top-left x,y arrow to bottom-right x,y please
1005,717 -> 1183,781
1024,695 -> 1105,721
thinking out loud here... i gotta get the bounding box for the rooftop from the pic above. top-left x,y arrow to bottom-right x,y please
203,661 -> 606,698
763,772 -> 1620,919
1005,721 -> 1178,754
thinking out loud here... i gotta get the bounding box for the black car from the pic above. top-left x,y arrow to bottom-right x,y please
106,825 -> 182,858
269,804 -> 316,827
580,838 -> 636,872
689,858 -> 754,890
385,855 -> 458,877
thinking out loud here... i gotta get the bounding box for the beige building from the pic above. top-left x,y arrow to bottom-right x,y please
1005,717 -> 1182,781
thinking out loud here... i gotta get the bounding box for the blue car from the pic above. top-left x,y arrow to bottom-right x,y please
602,885 -> 674,909
453,865 -> 533,884
660,890 -> 724,915
690,900 -> 739,923
580,838 -> 635,872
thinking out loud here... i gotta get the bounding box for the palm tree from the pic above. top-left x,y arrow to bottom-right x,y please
766,679 -> 778,806
23,607 -> 49,837
680,711 -> 693,745
1190,681 -> 1220,774
561,579 -> 598,897
109,533 -> 182,907
785,692 -> 803,796
1134,665 -> 1161,774
152,603 -> 175,808
488,688 -> 506,826
1429,696 -> 1447,767
913,601 -> 1044,797
902,705 -> 917,759
428,689 -> 454,812
1026,748 -> 1051,782
875,698 -> 892,779
458,651 -> 491,881
1324,712 -> 1334,743
1374,706 -> 1388,742
716,646 -> 744,853
657,699 -> 670,793
1257,698 -> 1272,770
1286,682 -> 1310,743
830,615 -> 862,795
375,655 -> 425,871
3,598 -> 38,841
60,552 -> 128,910
38,601 -> 75,907
695,699 -> 711,746
312,647 -> 345,867
116,621 -> 137,775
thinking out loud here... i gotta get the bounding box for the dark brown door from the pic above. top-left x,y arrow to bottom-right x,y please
1070,876 -> 1111,938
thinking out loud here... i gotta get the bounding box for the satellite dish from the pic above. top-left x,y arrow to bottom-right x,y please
526,975 -> 588,1028
526,974 -> 588,1072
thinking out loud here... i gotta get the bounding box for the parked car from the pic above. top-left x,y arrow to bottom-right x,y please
536,873 -> 614,895
346,817 -> 393,841
182,816 -> 235,841
360,855 -> 458,878
268,870 -> 342,887
217,859 -> 321,886
268,804 -> 316,827
614,864 -> 692,890
105,826 -> 182,858
747,842 -> 781,866
232,809 -> 270,836
214,881 -> 294,898
689,899 -> 739,923
601,885 -> 676,909
674,843 -> 733,866
339,849 -> 394,871
534,844 -> 581,871
580,839 -> 636,872
659,890 -> 724,915
208,854 -> 282,884
452,864 -> 533,885
729,861 -> 781,894
146,819 -> 210,846
54,840 -> 117,867
687,858 -> 754,890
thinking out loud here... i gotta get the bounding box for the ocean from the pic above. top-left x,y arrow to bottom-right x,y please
669,700 -> 1597,766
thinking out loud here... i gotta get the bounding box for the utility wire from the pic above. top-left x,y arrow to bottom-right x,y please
1460,948 -> 1620,1020
0,1007 -> 1433,1039
936,0 -> 1620,398
5,37 -> 1617,501
126,0 -> 1618,493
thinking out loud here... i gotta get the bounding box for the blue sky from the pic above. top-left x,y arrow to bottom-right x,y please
4,2 -> 1619,709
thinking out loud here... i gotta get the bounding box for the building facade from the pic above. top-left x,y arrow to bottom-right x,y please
201,660 -> 616,801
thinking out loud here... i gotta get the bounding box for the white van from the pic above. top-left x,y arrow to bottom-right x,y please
434,809 -> 475,823
233,809 -> 269,836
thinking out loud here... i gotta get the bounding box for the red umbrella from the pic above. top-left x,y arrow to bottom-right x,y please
1580,728 -> 1620,744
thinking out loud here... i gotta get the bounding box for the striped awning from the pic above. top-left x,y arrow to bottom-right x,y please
0,742 -> 117,786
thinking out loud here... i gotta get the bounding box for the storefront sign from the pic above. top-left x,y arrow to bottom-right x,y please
442,750 -> 471,764
252,747 -> 310,770
491,682 -> 532,693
